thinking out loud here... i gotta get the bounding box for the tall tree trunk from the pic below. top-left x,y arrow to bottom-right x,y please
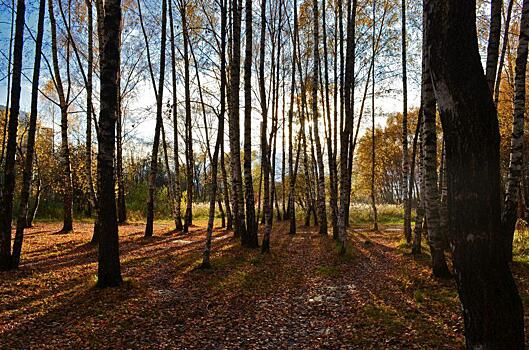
260,0 -> 272,253
312,0 -> 328,236
200,93 -> 223,266
337,0 -> 356,252
182,1 -> 194,233
370,0 -> 378,232
421,31 -> 450,276
49,0 -> 74,233
502,0 -> 529,262
243,0 -> 258,247
12,0 -> 46,269
427,0 -> 525,346
85,0 -> 97,218
144,0 -> 167,237
287,0 -> 299,235
401,0 -> 411,243
228,0 -> 247,242
293,0 -> 313,228
281,82 -> 286,220
169,0 -> 183,231
201,0 -> 227,266
486,0 -> 503,93
96,0 -> 122,288
322,0 -> 338,234
494,0 -> 514,104
0,0 -> 25,270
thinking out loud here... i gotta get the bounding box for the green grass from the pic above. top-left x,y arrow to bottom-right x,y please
348,204 -> 410,225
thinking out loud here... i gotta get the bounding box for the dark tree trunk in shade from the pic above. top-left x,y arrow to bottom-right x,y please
421,14 -> 450,277
0,0 -> 25,270
427,0 -> 525,346
12,0 -> 46,268
96,0 -> 123,288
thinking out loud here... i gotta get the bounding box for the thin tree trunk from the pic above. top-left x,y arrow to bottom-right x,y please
200,100 -> 223,266
260,0 -> 272,252
439,140 -> 448,238
85,0 -> 97,218
0,0 -> 25,269
287,0 -> 299,234
427,0 -> 525,346
169,0 -> 183,231
322,0 -> 338,234
182,1 -> 194,233
161,122 -> 177,227
281,81 -> 286,221
200,0 -> 226,264
0,0 -> 15,168
221,143 -> 233,231
96,0 -> 122,288
243,0 -> 258,247
116,103 -> 126,224
312,0 -> 328,236
411,108 -> 423,255
494,0 -> 514,104
27,175 -> 41,228
49,0 -> 74,233
502,0 -> 529,262
337,0 -> 356,252
143,0 -> 167,237
421,34 -> 450,276
11,0 -> 46,269
370,0 -> 378,232
227,0 -> 246,241
401,0 -> 411,243
486,0 -> 503,93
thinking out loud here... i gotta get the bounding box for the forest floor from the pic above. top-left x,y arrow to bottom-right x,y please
1,220 -> 529,349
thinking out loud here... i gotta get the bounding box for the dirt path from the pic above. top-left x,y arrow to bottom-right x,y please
1,220 -> 525,349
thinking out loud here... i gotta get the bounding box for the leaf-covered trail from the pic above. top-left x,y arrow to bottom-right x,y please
1,220 -> 527,349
